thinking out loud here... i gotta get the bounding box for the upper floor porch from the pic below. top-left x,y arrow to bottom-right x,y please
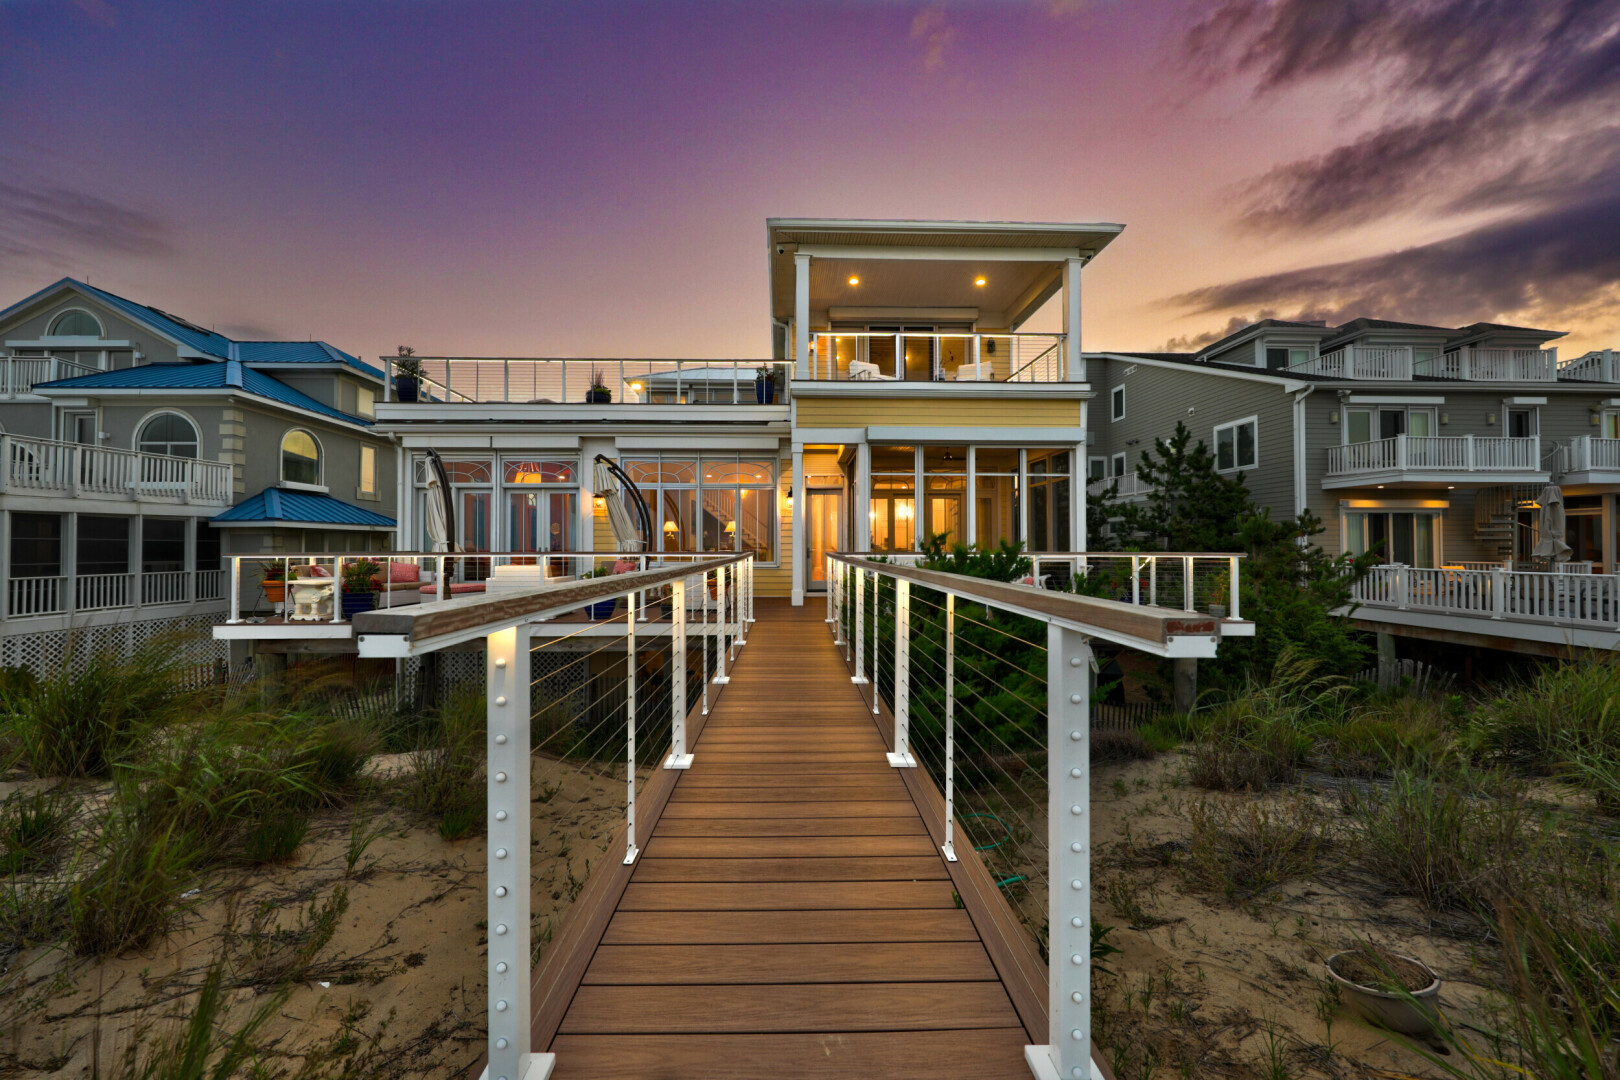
0,432 -> 234,508
0,353 -> 103,399
1289,344 -> 1618,383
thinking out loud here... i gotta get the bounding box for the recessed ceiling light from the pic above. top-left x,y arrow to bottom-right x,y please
974,276 -> 987,287
848,276 -> 860,286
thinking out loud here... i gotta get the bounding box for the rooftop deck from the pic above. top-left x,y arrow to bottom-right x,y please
535,600 -> 1048,1078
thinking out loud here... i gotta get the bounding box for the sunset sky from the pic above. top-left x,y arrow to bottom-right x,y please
3,0 -> 1617,360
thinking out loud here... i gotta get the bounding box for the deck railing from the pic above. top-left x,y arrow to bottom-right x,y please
1087,472 -> 1156,501
1292,345 -> 1413,380
383,357 -> 792,405
1325,434 -> 1541,477
1436,347 -> 1557,381
1352,565 -> 1620,628
0,434 -> 233,504
1562,435 -> 1620,474
824,552 -> 1246,1080
806,331 -> 1067,382
0,354 -> 100,397
1558,349 -> 1620,383
3,569 -> 223,620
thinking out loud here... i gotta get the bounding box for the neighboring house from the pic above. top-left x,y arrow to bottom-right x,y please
0,278 -> 397,672
348,218 -> 1110,609
1089,320 -> 1620,654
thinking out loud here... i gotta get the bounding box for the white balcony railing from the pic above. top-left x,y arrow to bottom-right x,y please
1353,565 -> 1620,629
4,569 -> 222,620
1562,436 -> 1620,475
1292,345 -> 1413,380
1087,472 -> 1156,501
1435,347 -> 1557,381
0,354 -> 101,398
384,358 -> 792,406
76,572 -> 135,611
142,570 -> 191,605
1558,349 -> 1620,383
1326,435 -> 1541,477
0,434 -> 233,505
807,332 -> 1067,383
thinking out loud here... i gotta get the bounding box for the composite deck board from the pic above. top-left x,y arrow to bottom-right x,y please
540,599 -> 1049,1080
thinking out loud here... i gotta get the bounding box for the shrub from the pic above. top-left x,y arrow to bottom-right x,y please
1181,796 -> 1328,901
115,961 -> 288,1080
68,814 -> 199,956
1469,657 -> 1620,798
403,689 -> 484,829
239,806 -> 312,865
1187,648 -> 1338,791
0,788 -> 71,874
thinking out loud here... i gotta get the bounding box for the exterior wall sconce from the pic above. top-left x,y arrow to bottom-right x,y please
1329,412 -> 1339,424
1487,415 -> 1497,425
1440,413 -> 1449,425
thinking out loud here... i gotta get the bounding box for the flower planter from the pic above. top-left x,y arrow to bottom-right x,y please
754,379 -> 775,404
586,388 -> 611,404
263,581 -> 286,604
1325,951 -> 1441,1034
587,598 -> 618,620
341,591 -> 376,619
396,377 -> 419,403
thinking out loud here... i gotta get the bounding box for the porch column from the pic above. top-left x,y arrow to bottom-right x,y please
854,441 -> 872,552
914,445 -> 924,552
791,446 -> 806,605
1018,449 -> 1030,549
794,253 -> 811,380
1062,257 -> 1084,382
1072,440 -> 1086,551
965,446 -> 977,547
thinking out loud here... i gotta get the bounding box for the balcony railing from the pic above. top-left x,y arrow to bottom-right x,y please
0,354 -> 101,398
1435,347 -> 1557,381
4,570 -> 224,620
1087,472 -> 1156,501
0,434 -> 234,504
1559,349 -> 1620,383
1326,435 -> 1542,478
1562,435 -> 1620,475
383,358 -> 792,405
805,332 -> 1066,383
1353,565 -> 1620,629
1292,345 -> 1414,380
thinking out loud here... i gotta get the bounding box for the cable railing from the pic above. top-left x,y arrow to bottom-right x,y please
823,551 -> 1245,1080
805,331 -> 1067,382
383,357 -> 791,405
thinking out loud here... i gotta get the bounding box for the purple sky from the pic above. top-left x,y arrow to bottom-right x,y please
3,0 -> 1617,359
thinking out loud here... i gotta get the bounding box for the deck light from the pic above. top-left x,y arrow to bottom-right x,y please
848,276 -> 860,286
974,276 -> 986,287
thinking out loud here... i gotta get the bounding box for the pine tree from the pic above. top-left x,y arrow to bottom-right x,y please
1114,423 -> 1250,553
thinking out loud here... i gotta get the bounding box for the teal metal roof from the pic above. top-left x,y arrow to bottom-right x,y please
211,488 -> 395,528
36,360 -> 372,426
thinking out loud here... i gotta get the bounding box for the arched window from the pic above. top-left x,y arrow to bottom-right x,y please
281,429 -> 322,485
49,309 -> 103,336
136,412 -> 199,458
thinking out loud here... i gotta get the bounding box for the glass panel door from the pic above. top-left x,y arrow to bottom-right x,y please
807,489 -> 843,589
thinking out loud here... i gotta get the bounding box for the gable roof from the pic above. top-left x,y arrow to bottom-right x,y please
1,278 -> 379,380
1195,318 -> 1335,360
1446,322 -> 1567,348
34,360 -> 372,427
211,488 -> 395,529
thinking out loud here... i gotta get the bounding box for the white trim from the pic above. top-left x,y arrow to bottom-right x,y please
864,425 -> 1085,444
1110,452 -> 1126,478
132,407 -> 203,457
787,381 -> 1088,399
1212,415 -> 1259,473
1344,395 -> 1446,405
795,244 -> 1093,262
46,307 -> 106,337
615,435 -> 782,451
1109,385 -> 1125,422
1505,396 -> 1548,405
280,428 -> 325,486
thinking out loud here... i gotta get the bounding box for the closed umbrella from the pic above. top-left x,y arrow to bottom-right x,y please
1531,483 -> 1572,564
593,456 -> 645,552
424,449 -> 457,553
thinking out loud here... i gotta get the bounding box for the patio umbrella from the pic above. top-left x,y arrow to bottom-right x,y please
593,455 -> 646,552
1531,483 -> 1572,564
424,449 -> 457,553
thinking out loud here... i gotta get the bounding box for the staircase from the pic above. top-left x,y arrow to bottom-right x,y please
1473,484 -> 1542,557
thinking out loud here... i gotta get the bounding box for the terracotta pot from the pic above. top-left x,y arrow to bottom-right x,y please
263,581 -> 286,603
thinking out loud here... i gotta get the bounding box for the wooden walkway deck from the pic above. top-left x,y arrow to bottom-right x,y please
530,599 -> 1045,1079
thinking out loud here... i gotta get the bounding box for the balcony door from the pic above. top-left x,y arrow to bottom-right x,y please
1345,407 -> 1435,443
806,489 -> 843,591
1345,510 -> 1439,567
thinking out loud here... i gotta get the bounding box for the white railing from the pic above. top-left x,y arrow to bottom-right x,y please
1558,349 -> 1620,383
806,331 -> 1067,383
1326,435 -> 1541,477
196,569 -> 225,601
1353,565 -> 1620,628
384,358 -> 792,405
76,573 -> 134,611
1562,436 -> 1620,474
8,576 -> 66,617
0,354 -> 101,397
1293,345 -> 1413,380
1088,472 -> 1156,501
0,434 -> 233,505
1436,347 -> 1557,381
142,570 -> 191,605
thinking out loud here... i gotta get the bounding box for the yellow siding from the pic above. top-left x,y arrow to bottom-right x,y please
756,461 -> 793,597
795,396 -> 1081,429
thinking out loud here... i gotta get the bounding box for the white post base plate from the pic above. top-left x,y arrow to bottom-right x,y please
850,675 -> 869,685
886,751 -> 917,768
1025,1045 -> 1104,1080
941,842 -> 958,862
622,844 -> 639,866
479,1052 -> 556,1080
711,675 -> 730,685
663,752 -> 694,770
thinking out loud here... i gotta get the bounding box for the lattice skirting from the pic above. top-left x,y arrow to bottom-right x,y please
0,612 -> 231,689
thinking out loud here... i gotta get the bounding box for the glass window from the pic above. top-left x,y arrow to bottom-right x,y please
356,386 -> 375,418
626,454 -> 774,559
1111,453 -> 1125,478
1028,450 -> 1071,551
196,522 -> 222,572
1088,457 -> 1106,482
1413,348 -> 1436,376
1601,412 -> 1619,439
504,460 -> 574,484
77,516 -> 129,575
359,446 -> 377,496
141,518 -> 187,573
1110,385 -> 1125,421
137,413 -> 199,458
1214,419 -> 1258,472
49,310 -> 101,336
1507,408 -> 1537,438
1345,511 -> 1440,568
1265,347 -> 1288,370
281,430 -> 322,485
923,447 -> 966,547
10,514 -> 62,576
973,447 -> 1019,550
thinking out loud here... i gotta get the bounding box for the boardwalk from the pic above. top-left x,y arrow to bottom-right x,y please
534,599 -> 1039,1079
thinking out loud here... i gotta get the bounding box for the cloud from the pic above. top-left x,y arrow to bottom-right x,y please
910,4 -> 957,72
0,181 -> 176,263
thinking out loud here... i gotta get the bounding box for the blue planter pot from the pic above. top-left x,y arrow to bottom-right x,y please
754,379 -> 776,404
587,599 -> 618,620
342,591 -> 376,619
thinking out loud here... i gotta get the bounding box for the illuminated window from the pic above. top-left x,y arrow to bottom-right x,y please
281,429 -> 322,485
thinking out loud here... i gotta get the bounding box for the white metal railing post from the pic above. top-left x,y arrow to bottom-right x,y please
229,558 -> 241,623
701,568 -> 711,715
826,556 -> 835,624
734,559 -> 748,646
871,568 -> 880,714
1183,556 -> 1194,611
485,625 -> 549,1080
833,559 -> 846,646
330,556 -> 346,624
748,554 -> 756,626
1028,623 -> 1094,1080
1228,557 -> 1240,621
941,592 -> 957,862
665,578 -> 693,769
852,564 -> 868,684
712,562 -> 730,685
624,603 -> 640,864
888,578 -> 916,768
1130,555 -> 1141,606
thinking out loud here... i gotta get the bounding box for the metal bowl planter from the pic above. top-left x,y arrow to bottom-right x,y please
1326,951 -> 1441,1034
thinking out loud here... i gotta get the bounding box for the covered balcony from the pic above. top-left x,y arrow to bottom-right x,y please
0,433 -> 234,506
1560,435 -> 1620,485
1324,434 -> 1546,488
804,331 -> 1064,382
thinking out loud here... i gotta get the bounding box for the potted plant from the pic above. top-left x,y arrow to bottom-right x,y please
581,566 -> 618,619
1325,945 -> 1441,1034
754,364 -> 778,404
261,564 -> 287,607
586,367 -> 612,404
394,347 -> 422,403
341,558 -> 382,619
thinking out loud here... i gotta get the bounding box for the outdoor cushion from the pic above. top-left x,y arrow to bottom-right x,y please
418,582 -> 487,596
387,561 -> 421,583
611,559 -> 639,575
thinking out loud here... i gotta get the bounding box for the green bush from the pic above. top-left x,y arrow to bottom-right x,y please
403,688 -> 485,828
68,813 -> 199,956
0,788 -> 71,874
1469,657 -> 1620,810
1181,796 -> 1328,901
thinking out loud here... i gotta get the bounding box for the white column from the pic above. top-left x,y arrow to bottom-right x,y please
791,447 -> 807,605
854,441 -> 872,552
913,445 -> 924,552
1071,443 -> 1085,552
794,253 -> 811,380
1018,449 -> 1030,549
851,566 -> 868,684
1027,624 -> 1095,1080
965,446 -> 977,548
1062,257 -> 1084,382
887,578 -> 916,768
485,626 -> 551,1080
